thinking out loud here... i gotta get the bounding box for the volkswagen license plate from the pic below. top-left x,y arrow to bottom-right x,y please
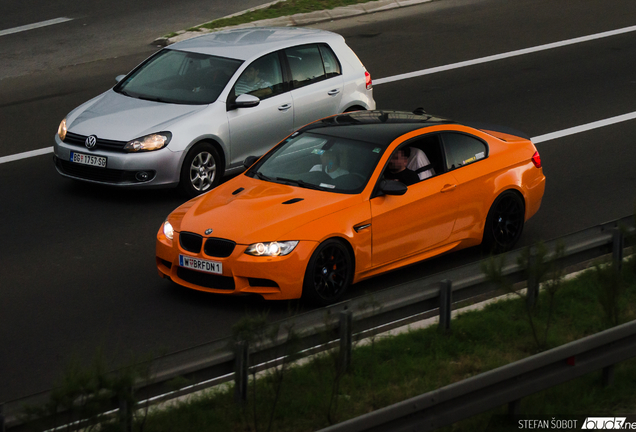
70,151 -> 106,168
179,255 -> 222,274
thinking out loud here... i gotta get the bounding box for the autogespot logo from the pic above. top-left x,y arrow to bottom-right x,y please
582,417 -> 630,429
85,135 -> 97,149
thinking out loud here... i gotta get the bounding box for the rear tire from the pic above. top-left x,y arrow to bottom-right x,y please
179,143 -> 222,198
302,239 -> 353,306
482,191 -> 525,253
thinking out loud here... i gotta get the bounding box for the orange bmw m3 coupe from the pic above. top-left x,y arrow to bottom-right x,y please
156,110 -> 545,305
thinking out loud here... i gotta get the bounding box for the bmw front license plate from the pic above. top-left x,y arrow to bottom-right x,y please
70,151 -> 107,168
179,255 -> 222,274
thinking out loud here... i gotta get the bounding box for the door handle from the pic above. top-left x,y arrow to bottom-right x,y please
278,103 -> 292,111
327,89 -> 341,96
440,184 -> 457,193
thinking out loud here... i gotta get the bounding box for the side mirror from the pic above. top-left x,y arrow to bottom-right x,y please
243,156 -> 259,169
380,180 -> 408,196
115,75 -> 126,83
233,94 -> 260,109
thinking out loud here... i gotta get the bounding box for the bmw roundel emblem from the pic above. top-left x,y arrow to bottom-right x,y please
85,135 -> 97,149
205,228 -> 213,235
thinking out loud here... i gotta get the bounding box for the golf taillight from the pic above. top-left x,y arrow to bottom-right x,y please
365,69 -> 372,90
531,151 -> 542,168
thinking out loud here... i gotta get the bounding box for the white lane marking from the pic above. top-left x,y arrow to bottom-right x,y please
0,17 -> 73,37
0,147 -> 53,164
3,111 -> 636,166
531,112 -> 636,143
2,25 -> 636,164
374,24 -> 636,85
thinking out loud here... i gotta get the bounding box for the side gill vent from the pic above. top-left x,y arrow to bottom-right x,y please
232,187 -> 245,195
282,198 -> 304,205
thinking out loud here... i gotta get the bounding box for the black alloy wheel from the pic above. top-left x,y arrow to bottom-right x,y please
483,191 -> 525,253
302,239 -> 353,306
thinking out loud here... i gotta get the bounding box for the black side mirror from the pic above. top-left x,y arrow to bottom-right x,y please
243,156 -> 259,169
380,180 -> 408,196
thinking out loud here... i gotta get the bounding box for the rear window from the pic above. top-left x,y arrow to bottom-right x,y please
442,133 -> 488,170
285,44 -> 341,89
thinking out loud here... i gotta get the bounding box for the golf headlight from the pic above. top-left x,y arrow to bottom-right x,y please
58,118 -> 67,141
163,221 -> 174,240
245,241 -> 299,257
124,132 -> 172,152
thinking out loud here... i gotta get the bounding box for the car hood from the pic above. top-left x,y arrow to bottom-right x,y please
67,90 -> 208,141
170,176 -> 363,243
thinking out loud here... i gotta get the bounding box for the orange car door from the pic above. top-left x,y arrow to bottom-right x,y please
370,172 -> 459,268
439,132 -> 491,236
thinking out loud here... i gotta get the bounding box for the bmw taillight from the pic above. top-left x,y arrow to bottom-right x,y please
531,151 -> 542,168
365,69 -> 372,90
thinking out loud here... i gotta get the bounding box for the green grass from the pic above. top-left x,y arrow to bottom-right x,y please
133,258 -> 636,432
186,0 -> 384,33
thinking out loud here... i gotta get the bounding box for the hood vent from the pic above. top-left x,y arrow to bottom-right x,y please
282,198 -> 304,205
232,187 -> 245,195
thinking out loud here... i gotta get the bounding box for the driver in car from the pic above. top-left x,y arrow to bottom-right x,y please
235,65 -> 273,98
385,148 -> 419,186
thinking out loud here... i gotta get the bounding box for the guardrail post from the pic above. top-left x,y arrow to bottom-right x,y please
439,280 -> 452,332
527,248 -> 539,309
234,340 -> 249,404
508,399 -> 521,416
602,365 -> 615,388
119,392 -> 133,432
339,310 -> 353,373
612,228 -> 624,272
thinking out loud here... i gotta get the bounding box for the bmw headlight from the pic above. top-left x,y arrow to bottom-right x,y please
163,221 -> 174,240
124,132 -> 172,152
245,241 -> 299,257
58,118 -> 67,141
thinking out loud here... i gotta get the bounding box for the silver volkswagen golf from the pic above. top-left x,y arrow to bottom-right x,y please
54,27 -> 375,196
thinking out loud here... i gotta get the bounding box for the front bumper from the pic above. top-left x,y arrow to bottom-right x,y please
156,229 -> 317,300
53,134 -> 182,188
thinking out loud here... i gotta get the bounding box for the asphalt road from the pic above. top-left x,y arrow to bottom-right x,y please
1,0 -> 636,403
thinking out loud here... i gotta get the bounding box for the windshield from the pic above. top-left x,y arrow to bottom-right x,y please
115,49 -> 242,105
247,131 -> 386,194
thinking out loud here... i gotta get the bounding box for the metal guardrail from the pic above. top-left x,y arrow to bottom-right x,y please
317,319 -> 636,432
2,215 -> 634,431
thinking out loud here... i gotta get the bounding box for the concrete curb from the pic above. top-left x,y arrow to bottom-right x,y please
153,0 -> 432,46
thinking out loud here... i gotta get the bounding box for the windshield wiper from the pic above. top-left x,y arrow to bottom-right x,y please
255,172 -> 273,182
275,177 -> 323,190
137,94 -> 169,103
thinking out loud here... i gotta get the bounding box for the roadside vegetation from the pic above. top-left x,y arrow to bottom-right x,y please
165,0 -> 381,36
25,239 -> 636,432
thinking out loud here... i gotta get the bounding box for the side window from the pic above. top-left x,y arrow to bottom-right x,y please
234,52 -> 284,99
381,146 -> 421,187
285,45 -> 326,89
319,44 -> 341,78
442,133 -> 488,171
406,134 -> 444,180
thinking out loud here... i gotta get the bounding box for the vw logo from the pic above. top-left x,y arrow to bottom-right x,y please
85,135 -> 97,149
205,228 -> 213,235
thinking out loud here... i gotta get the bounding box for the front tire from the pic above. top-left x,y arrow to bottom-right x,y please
302,239 -> 353,306
179,143 -> 222,197
482,191 -> 525,253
